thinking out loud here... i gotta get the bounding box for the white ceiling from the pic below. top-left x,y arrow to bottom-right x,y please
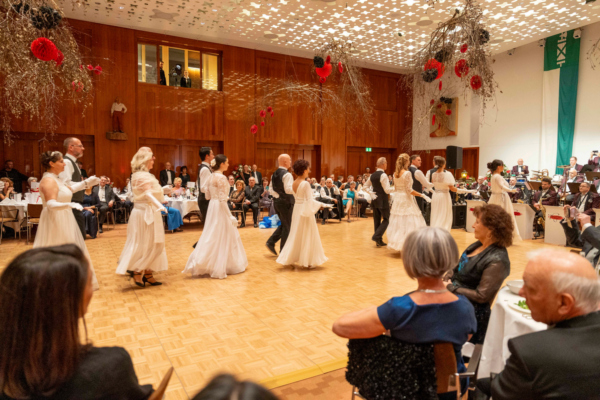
61,0 -> 600,71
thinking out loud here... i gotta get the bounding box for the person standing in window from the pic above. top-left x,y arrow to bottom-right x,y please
159,61 -> 166,85
180,70 -> 191,88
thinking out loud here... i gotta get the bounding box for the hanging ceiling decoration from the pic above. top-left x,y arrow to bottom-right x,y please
1,0 -> 93,143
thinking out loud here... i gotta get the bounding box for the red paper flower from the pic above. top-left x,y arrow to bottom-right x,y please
270,111 -> 274,117
338,61 -> 343,73
446,110 -> 452,116
250,124 -> 258,134
79,64 -> 84,70
71,81 -> 83,92
424,58 -> 445,80
437,104 -> 442,109
470,75 -> 483,90
460,43 -> 468,53
432,115 -> 436,126
454,59 -> 469,78
54,50 -> 64,66
319,76 -> 326,84
260,121 -> 265,126
259,110 -> 266,118
267,106 -> 273,113
316,55 -> 332,79
87,64 -> 94,71
31,37 -> 58,62
430,99 -> 435,106
93,65 -> 102,75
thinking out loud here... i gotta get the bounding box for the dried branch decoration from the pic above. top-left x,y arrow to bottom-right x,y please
403,0 -> 498,147
1,0 -> 93,144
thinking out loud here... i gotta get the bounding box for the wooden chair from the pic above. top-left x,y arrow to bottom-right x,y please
148,367 -> 174,400
26,203 -> 43,244
230,208 -> 246,227
104,207 -> 116,230
0,207 -> 20,244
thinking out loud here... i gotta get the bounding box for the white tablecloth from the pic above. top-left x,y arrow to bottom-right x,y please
167,198 -> 199,217
0,200 -> 31,230
478,286 -> 546,379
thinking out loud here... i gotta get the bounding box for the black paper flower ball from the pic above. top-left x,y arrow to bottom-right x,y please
434,48 -> 452,63
422,69 -> 437,83
12,2 -> 31,14
31,6 -> 63,30
313,56 -> 324,68
478,29 -> 490,45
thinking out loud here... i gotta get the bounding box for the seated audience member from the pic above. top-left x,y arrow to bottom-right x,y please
228,175 -> 235,196
569,181 -> 600,224
121,178 -> 131,195
568,156 -> 583,173
444,204 -> 512,344
562,169 -> 583,195
77,161 -> 88,178
333,227 -> 476,397
318,178 -> 342,224
475,250 -> 600,400
316,177 -> 326,192
92,176 -> 115,233
507,177 -> 522,202
561,212 -> 600,267
0,178 -> 13,200
365,167 -> 371,175
589,150 -> 600,169
243,177 -> 263,228
250,164 -> 262,184
0,160 -> 28,193
342,181 -> 358,222
179,165 -> 191,188
171,177 -> 186,197
511,158 -> 529,176
162,203 -> 184,233
335,175 -> 343,188
228,180 -> 246,219
310,178 -> 317,189
0,245 -> 154,399
470,176 -> 489,193
159,162 -> 176,187
343,175 -> 367,217
260,177 -> 275,216
532,177 -> 558,238
192,374 -> 279,400
26,177 -> 38,192
82,186 -> 101,239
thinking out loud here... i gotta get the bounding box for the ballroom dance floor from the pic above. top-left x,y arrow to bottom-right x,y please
0,217 -> 568,399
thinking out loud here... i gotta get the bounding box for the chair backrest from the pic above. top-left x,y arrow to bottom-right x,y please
433,342 -> 457,394
27,204 -> 43,219
148,366 -> 174,400
1,207 -> 19,220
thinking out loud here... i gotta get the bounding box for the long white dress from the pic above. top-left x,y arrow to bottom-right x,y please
430,170 -> 455,232
116,171 -> 168,274
488,173 -> 522,240
387,171 -> 427,251
276,180 -> 328,268
183,171 -> 247,278
34,172 -> 99,290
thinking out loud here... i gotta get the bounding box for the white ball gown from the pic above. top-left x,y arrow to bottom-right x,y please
487,173 -> 522,240
116,171 -> 168,274
387,171 -> 426,251
430,170 -> 455,232
276,180 -> 328,268
34,172 -> 99,290
183,171 -> 247,279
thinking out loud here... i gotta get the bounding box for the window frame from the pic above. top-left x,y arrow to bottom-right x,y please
136,40 -> 223,91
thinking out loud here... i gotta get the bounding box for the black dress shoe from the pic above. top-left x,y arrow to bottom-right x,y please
376,240 -> 387,247
322,219 -> 326,225
99,228 -> 103,233
266,243 -> 277,256
254,223 -> 258,228
240,222 -> 246,228
360,214 -> 367,218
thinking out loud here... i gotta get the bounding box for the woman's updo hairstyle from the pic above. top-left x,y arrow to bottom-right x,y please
487,159 -> 504,173
213,154 -> 228,170
40,151 -> 63,171
292,159 -> 310,176
131,147 -> 153,172
434,156 -> 446,169
394,153 -> 410,178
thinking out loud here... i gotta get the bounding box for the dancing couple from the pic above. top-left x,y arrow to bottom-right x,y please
265,154 -> 331,268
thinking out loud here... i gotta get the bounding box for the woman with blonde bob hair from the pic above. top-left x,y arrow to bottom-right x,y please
386,153 -> 431,251
116,147 -> 169,287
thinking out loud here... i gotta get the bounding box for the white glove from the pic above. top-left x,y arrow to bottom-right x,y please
457,188 -> 476,194
46,199 -> 82,211
420,193 -> 432,203
162,186 -> 173,195
145,191 -> 167,212
85,175 -> 100,187
230,216 -> 238,227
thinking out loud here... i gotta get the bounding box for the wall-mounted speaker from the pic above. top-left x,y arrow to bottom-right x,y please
446,146 -> 463,169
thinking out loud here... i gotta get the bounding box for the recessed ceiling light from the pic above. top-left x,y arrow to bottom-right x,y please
490,37 -> 504,44
264,33 -> 278,39
415,16 -> 433,26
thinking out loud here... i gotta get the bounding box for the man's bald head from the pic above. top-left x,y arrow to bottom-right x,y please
521,250 -> 600,325
278,154 -> 292,169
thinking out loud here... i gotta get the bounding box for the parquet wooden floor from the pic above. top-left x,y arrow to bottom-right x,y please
0,219 -> 568,399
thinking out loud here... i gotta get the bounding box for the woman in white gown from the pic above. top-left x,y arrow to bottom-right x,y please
486,159 -> 521,240
116,147 -> 168,287
387,154 -> 432,251
276,159 -> 330,268
184,154 -> 247,279
429,156 -> 460,232
35,151 -> 99,290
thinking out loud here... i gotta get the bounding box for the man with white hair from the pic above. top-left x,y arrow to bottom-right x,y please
266,154 -> 294,256
511,158 -> 529,176
363,157 -> 393,247
318,178 -> 341,225
470,176 -> 488,193
475,250 -> 600,399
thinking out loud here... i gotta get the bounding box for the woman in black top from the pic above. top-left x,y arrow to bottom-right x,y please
444,203 -> 512,344
179,165 -> 191,188
82,187 -> 101,239
0,245 -> 153,400
180,70 -> 191,88
228,180 -> 246,219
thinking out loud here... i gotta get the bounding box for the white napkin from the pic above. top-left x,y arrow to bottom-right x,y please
0,199 -> 16,205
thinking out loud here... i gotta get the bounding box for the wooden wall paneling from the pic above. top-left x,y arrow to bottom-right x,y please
138,87 -> 158,137
412,147 -> 479,178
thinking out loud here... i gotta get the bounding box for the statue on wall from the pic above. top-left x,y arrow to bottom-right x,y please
107,97 -> 128,140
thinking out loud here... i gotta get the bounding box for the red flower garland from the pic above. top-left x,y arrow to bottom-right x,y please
54,50 -> 64,66
454,59 -> 469,78
470,75 -> 483,90
93,65 -> 102,75
31,37 -> 58,62
250,124 -> 258,134
259,110 -> 266,118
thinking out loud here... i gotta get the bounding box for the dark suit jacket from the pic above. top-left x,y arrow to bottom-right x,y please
532,189 -> 558,206
469,182 -> 489,192
491,311 -> 600,400
159,69 -> 166,85
80,168 -> 88,178
571,163 -> 583,172
159,170 -> 176,186
511,165 -> 529,176
244,185 -> 263,204
242,172 -> 251,185
581,224 -> 600,265
180,77 -> 191,88
588,156 -> 599,167
92,185 -> 115,205
250,170 -> 262,185
572,192 -> 600,222
508,187 -> 522,203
